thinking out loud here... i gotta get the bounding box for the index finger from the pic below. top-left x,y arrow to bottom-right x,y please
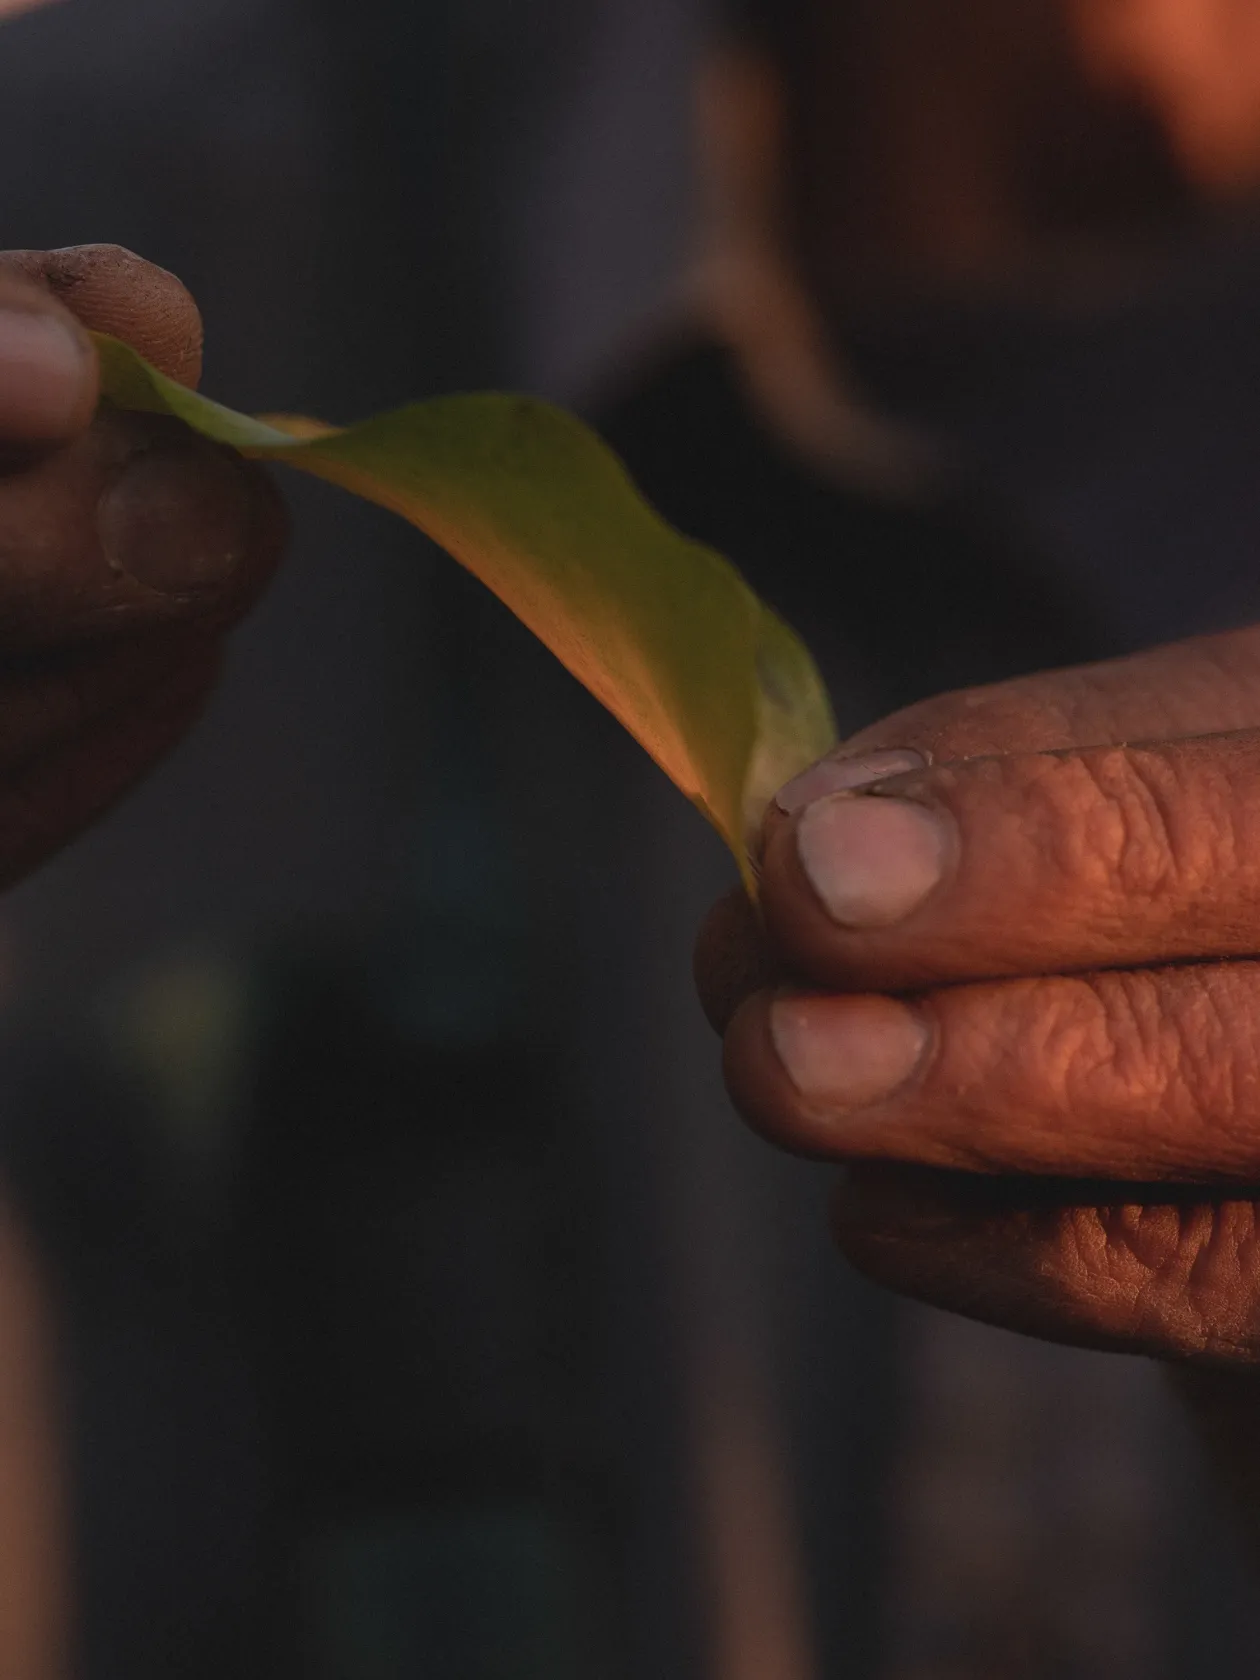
761,728 -> 1260,992
0,245 -> 203,387
0,247 -> 280,647
0,246 -> 204,453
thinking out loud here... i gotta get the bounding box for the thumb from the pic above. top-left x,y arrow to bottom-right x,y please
0,246 -> 204,456
0,245 -> 204,389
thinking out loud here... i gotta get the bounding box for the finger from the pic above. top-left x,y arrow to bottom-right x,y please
693,886 -> 782,1033
813,624 -> 1260,766
0,630 -> 224,777
831,1164 -> 1260,1366
0,643 -> 220,891
0,275 -> 98,451
761,728 -> 1260,992
0,246 -> 202,386
698,625 -> 1260,1038
725,961 -> 1260,1182
0,408 -> 285,651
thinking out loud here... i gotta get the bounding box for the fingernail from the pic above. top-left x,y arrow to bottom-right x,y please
797,794 -> 950,927
776,748 -> 926,814
771,993 -> 930,1111
0,307 -> 93,441
98,435 -> 257,594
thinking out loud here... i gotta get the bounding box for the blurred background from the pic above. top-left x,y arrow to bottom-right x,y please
0,0 -> 1258,1676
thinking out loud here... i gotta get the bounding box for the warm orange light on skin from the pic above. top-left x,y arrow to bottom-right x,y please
0,0 -> 59,14
1070,0 -> 1260,190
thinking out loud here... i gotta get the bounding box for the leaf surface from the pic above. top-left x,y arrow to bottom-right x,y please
94,333 -> 836,887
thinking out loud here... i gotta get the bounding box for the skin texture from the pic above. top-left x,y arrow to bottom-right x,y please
696,625 -> 1260,1369
0,245 -> 283,892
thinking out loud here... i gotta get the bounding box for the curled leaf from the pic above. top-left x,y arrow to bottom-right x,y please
94,332 -> 836,889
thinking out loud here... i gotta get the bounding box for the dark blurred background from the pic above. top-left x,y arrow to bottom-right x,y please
0,1 -> 1258,1676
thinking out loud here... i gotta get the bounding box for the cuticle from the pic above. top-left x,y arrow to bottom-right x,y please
829,745 -> 934,768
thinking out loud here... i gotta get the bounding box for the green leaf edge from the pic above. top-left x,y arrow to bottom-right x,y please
93,332 -> 837,891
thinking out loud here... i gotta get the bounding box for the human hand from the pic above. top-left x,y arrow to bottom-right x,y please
697,626 -> 1260,1364
0,244 -> 282,889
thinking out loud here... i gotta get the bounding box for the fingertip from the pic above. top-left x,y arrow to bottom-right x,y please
693,885 -> 778,1034
722,989 -> 798,1149
0,284 -> 98,451
0,245 -> 204,388
721,988 -> 855,1160
96,421 -> 287,616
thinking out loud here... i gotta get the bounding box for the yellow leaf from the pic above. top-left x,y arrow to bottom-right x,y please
94,333 -> 836,890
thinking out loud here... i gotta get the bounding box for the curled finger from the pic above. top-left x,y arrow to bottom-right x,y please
725,960 -> 1260,1182
831,1164 -> 1260,1366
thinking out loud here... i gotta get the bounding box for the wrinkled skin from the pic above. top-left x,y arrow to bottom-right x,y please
0,244 -> 283,887
696,629 -> 1260,1372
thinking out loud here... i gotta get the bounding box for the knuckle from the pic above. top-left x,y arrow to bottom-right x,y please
1085,751 -> 1183,897
1107,748 -> 1235,900
1091,1199 -> 1260,1362
1019,747 -> 1230,910
1062,972 -> 1187,1125
1052,969 -> 1260,1175
998,975 -> 1125,1116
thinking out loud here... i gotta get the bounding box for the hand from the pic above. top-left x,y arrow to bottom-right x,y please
0,244 -> 282,888
697,625 -> 1260,1365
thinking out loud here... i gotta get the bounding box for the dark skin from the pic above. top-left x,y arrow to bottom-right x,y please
0,242 -> 283,1673
0,243 -> 283,887
696,9 -> 1260,1480
696,630 -> 1260,1383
